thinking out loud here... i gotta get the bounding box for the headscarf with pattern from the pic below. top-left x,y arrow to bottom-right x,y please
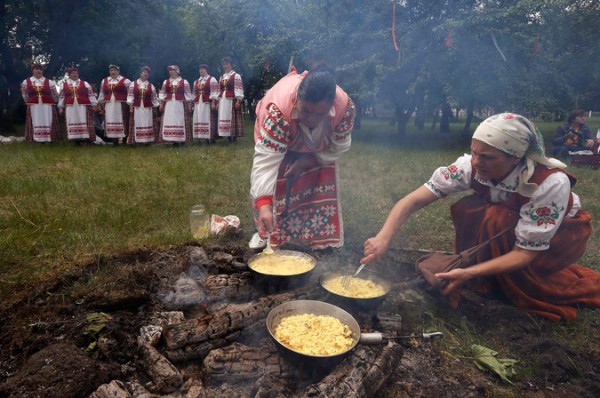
472,113 -> 566,197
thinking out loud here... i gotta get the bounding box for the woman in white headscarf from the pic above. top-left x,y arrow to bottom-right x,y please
362,113 -> 600,321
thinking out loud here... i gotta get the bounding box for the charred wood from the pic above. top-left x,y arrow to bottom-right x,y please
203,342 -> 307,382
251,374 -> 297,398
204,272 -> 258,302
139,342 -> 183,393
164,332 -> 241,362
302,341 -> 403,398
163,286 -> 318,351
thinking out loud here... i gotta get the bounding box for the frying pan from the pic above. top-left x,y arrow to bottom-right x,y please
319,270 -> 392,311
248,250 -> 317,292
266,300 -> 442,369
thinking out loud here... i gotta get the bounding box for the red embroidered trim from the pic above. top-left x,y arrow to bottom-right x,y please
254,196 -> 272,210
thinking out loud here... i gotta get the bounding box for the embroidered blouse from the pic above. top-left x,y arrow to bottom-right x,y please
424,154 -> 581,251
250,101 -> 355,204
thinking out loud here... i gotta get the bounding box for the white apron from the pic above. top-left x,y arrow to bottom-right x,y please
104,96 -> 125,138
30,99 -> 53,142
193,101 -> 212,139
66,98 -> 91,140
161,99 -> 186,142
133,104 -> 155,143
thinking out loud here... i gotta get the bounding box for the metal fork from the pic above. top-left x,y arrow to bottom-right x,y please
341,263 -> 367,288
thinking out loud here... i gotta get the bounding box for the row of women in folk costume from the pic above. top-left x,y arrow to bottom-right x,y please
21,58 -> 244,145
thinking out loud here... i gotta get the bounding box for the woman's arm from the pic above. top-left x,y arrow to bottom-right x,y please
361,186 -> 439,263
435,246 -> 538,296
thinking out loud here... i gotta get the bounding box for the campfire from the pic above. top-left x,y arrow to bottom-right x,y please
88,244 -> 415,398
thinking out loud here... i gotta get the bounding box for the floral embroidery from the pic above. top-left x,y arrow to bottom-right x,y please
333,99 -> 355,141
260,104 -> 291,153
322,205 -> 336,217
440,164 -> 462,181
526,202 -> 564,228
425,181 -> 446,197
515,238 -> 549,248
323,223 -> 337,236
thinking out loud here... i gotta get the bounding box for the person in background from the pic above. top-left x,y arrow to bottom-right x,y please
21,63 -> 62,143
126,66 -> 159,145
551,109 -> 594,158
159,65 -> 193,145
250,63 -> 355,250
97,64 -> 131,145
192,64 -> 219,144
362,113 -> 600,321
217,57 -> 244,143
58,67 -> 98,143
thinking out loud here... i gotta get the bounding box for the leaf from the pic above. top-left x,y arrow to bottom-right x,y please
83,312 -> 112,338
471,344 -> 518,384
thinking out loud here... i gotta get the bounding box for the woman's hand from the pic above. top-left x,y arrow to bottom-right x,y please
585,138 -> 595,148
434,268 -> 472,297
257,204 -> 274,239
361,235 -> 391,264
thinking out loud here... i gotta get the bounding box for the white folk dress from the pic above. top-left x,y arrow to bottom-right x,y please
159,77 -> 193,142
58,79 -> 98,140
21,77 -> 59,142
126,79 -> 159,143
192,75 -> 219,139
98,75 -> 131,139
217,70 -> 244,137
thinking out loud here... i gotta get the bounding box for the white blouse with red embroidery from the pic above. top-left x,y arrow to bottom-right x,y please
424,154 -> 581,251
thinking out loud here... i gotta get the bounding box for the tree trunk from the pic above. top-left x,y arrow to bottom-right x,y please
414,93 -> 425,130
462,103 -> 474,137
439,102 -> 451,133
431,109 -> 439,130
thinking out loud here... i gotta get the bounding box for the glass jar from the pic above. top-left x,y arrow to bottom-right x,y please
189,204 -> 210,239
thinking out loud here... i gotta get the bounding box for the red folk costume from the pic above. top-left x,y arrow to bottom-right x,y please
98,75 -> 131,139
250,71 -> 355,249
58,77 -> 98,141
159,75 -> 193,143
192,74 -> 219,140
451,165 -> 600,321
425,113 -> 600,320
126,78 -> 160,144
21,75 -> 62,142
217,70 -> 244,137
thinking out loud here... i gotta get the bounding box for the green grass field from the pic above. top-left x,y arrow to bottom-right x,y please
1,116 -> 600,302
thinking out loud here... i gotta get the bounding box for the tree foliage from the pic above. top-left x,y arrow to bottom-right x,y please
2,0 -> 600,133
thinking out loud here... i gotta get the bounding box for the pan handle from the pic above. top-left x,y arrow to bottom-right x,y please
359,332 -> 385,344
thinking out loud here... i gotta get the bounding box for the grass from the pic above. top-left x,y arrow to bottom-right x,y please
1,116 -> 599,336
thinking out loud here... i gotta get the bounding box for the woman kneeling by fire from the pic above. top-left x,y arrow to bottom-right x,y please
362,113 -> 600,321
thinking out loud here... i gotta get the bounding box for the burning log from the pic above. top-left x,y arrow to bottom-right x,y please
252,374 -> 297,398
204,272 -> 258,302
203,342 -> 306,382
138,341 -> 183,393
302,341 -> 403,398
163,286 -> 319,351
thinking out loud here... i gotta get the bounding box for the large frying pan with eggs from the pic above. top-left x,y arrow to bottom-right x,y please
266,300 -> 442,370
247,249 -> 317,292
319,270 -> 392,311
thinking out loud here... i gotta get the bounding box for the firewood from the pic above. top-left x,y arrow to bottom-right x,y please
163,286 -> 318,351
302,341 -> 403,398
139,342 -> 183,393
203,342 -> 306,382
204,272 -> 258,302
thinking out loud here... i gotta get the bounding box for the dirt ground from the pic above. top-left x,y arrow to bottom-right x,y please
1,243 -> 599,398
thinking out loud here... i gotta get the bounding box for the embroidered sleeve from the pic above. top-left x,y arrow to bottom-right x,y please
234,73 -> 244,100
126,82 -> 135,106
250,104 -> 291,201
314,98 -> 355,165
183,80 -> 194,102
57,84 -> 65,108
86,82 -> 98,106
515,172 -> 571,251
158,80 -> 167,101
424,154 -> 473,197
209,77 -> 220,100
151,84 -> 159,107
49,80 -> 58,102
332,98 -> 355,141
97,79 -> 106,103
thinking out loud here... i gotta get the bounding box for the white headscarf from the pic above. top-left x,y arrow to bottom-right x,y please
472,113 -> 567,197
